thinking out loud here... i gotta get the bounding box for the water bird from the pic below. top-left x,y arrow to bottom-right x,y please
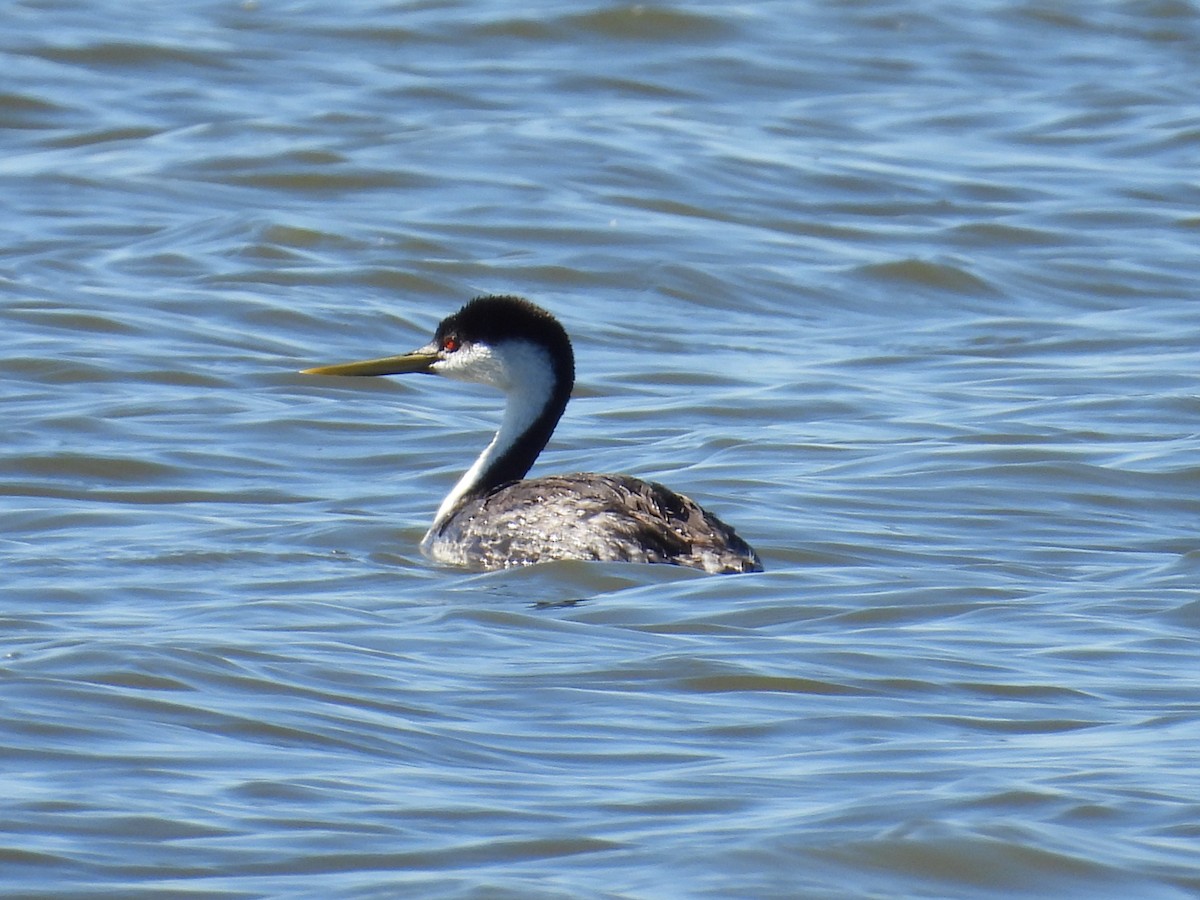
302,295 -> 762,574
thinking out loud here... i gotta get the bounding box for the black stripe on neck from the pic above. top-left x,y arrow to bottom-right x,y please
475,378 -> 571,494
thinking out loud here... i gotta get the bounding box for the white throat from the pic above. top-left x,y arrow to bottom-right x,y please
429,340 -> 558,527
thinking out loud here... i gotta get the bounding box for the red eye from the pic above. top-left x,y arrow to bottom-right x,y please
442,337 -> 459,353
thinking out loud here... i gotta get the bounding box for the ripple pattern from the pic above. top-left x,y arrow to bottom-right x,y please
4,1 -> 1200,897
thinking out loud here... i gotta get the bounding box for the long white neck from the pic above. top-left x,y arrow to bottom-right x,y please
430,340 -> 561,529
432,378 -> 551,524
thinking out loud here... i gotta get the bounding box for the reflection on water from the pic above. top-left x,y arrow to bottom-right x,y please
4,1 -> 1200,897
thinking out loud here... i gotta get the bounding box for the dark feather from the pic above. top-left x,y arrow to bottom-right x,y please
430,472 -> 762,574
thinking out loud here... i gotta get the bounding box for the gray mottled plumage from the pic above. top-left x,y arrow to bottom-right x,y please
423,472 -> 761,574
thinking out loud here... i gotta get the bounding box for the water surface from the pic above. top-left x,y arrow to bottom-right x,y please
3,2 -> 1200,897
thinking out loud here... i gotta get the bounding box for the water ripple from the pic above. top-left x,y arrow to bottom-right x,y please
5,0 -> 1200,896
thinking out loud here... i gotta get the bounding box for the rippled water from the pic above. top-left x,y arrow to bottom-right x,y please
4,1 -> 1200,897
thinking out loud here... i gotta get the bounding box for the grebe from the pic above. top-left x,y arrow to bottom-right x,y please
302,295 -> 762,574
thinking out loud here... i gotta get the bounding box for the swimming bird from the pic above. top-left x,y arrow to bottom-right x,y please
302,295 -> 761,574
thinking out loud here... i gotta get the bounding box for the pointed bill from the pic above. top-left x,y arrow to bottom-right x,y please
301,348 -> 438,377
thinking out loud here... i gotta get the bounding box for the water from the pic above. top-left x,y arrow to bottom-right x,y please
4,1 -> 1200,896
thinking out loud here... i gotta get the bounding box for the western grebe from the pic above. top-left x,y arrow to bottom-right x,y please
302,295 -> 762,574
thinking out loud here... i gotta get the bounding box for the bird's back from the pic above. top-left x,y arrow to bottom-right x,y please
422,473 -> 762,574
